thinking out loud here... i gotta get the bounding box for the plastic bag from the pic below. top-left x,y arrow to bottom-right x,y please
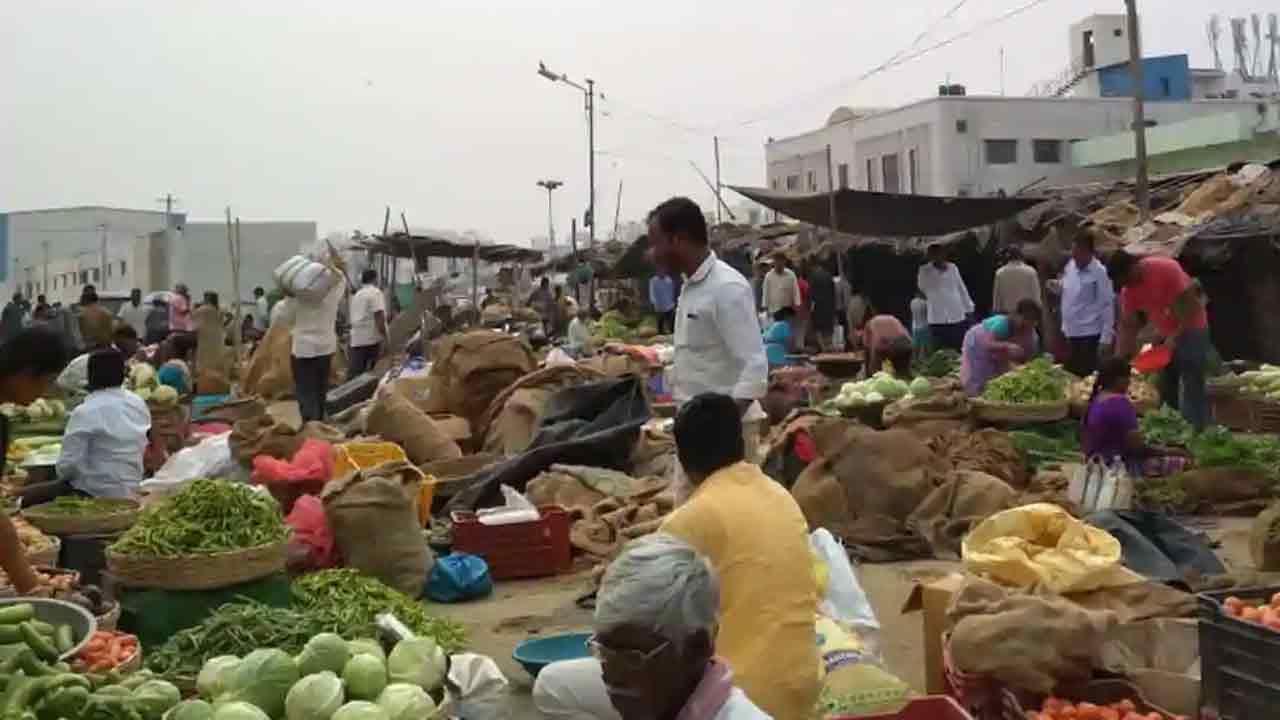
286,495 -> 338,570
142,432 -> 237,494
476,485 -> 539,526
810,529 -> 879,634
544,348 -> 575,367
1069,456 -> 1135,514
443,653 -> 509,720
426,554 -> 494,603
252,439 -> 335,486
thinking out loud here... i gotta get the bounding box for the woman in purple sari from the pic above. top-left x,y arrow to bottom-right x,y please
960,300 -> 1042,396
1083,357 -> 1188,471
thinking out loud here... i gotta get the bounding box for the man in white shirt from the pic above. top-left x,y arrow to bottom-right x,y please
760,255 -> 801,318
648,197 -> 767,411
288,279 -> 344,422
253,287 -> 270,332
57,351 -> 150,498
348,270 -> 387,380
992,247 -> 1042,315
917,244 -> 975,352
117,289 -> 148,339
1053,234 -> 1116,377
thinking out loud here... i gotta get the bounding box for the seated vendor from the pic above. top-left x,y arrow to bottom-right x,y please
538,534 -> 768,720
535,393 -> 818,720
959,299 -> 1042,396
862,313 -> 913,377
762,307 -> 796,367
1084,357 -> 1186,469
57,351 -> 152,498
566,307 -> 594,358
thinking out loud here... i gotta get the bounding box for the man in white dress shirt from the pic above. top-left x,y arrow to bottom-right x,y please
917,243 -> 975,352
1054,234 -> 1116,377
647,197 -> 767,413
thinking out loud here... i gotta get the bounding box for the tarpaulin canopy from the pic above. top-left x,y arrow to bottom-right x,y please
358,233 -> 543,264
729,186 -> 1043,237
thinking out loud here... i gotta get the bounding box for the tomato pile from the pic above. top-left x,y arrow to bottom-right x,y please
1221,593 -> 1280,630
1024,697 -> 1188,720
73,630 -> 139,672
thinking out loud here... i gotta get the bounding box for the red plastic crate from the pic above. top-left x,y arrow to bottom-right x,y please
450,505 -> 572,580
834,696 -> 973,720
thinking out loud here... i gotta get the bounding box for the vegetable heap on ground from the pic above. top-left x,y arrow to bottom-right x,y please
1069,368 -> 1159,410
982,357 -> 1069,404
1189,426 -> 1280,481
830,371 -> 930,411
109,479 -> 288,558
1215,363 -> 1280,401
1009,422 -> 1082,472
912,349 -> 960,379
0,399 -> 67,425
147,570 -> 465,681
7,437 -> 62,466
1139,405 -> 1194,447
27,497 -> 135,517
163,633 -> 447,720
124,364 -> 179,407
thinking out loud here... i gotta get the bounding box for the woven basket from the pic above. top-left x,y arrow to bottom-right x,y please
23,500 -> 141,536
105,540 -> 287,591
26,537 -> 59,567
971,398 -> 1069,424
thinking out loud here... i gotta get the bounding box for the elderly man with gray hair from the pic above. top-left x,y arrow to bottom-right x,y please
534,533 -> 770,720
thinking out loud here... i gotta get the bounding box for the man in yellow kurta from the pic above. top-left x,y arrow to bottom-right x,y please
533,393 -> 819,720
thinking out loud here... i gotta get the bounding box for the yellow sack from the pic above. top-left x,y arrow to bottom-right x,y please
961,502 -> 1142,594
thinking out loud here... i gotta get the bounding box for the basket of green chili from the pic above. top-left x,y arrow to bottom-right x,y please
105,479 -> 290,590
22,496 -> 141,536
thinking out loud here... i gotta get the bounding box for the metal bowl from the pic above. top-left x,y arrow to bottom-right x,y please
0,597 -> 97,660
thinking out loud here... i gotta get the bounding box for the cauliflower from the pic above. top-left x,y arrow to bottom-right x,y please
129,363 -> 158,390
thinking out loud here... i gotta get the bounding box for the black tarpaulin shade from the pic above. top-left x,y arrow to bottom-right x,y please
729,186 -> 1043,237
357,233 -> 543,263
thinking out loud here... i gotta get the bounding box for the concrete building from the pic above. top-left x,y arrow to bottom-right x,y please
0,206 -> 315,305
765,14 -> 1280,201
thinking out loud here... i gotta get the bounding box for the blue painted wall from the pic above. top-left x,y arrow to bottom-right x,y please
1098,54 -> 1192,101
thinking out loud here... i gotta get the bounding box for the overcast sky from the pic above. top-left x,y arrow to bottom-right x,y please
2,1 -> 1272,244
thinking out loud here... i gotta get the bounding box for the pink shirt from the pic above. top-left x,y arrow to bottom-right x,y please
862,314 -> 909,352
169,293 -> 193,332
1119,257 -> 1207,336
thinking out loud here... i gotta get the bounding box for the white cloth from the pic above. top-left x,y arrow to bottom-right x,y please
533,658 -> 771,720
348,284 -> 386,348
566,317 -> 592,354
57,387 -> 151,498
673,253 -> 769,406
910,297 -> 929,333
992,260 -> 1042,314
271,298 -> 293,328
56,353 -> 91,397
917,262 -> 974,325
254,297 -> 270,330
117,303 -> 147,338
1060,258 -> 1116,344
291,283 -> 344,359
760,269 -> 801,316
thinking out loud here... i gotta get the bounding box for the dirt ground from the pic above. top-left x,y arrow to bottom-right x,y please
433,516 -> 1254,719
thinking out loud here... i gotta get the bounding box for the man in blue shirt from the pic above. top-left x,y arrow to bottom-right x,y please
650,271 -> 677,334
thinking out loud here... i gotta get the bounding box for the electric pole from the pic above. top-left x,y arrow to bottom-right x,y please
714,136 -> 723,225
537,62 -> 597,248
537,180 -> 563,256
1125,0 -> 1151,220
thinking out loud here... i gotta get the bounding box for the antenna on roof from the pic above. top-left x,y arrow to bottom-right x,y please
1208,15 -> 1223,72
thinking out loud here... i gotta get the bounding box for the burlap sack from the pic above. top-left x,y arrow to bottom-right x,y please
194,305 -> 231,394
907,470 -> 1020,559
1251,502 -> 1280,571
323,460 -> 432,596
421,331 -> 536,434
947,577 -> 1117,693
229,415 -> 305,467
148,404 -> 190,453
478,365 -> 605,455
883,382 -> 971,429
928,428 -> 1028,490
243,317 -> 295,400
365,388 -> 461,465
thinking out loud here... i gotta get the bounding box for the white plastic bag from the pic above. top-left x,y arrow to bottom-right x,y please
810,529 -> 880,633
443,653 -> 510,720
544,347 -> 575,367
476,484 -> 540,526
1069,456 -> 1135,514
142,432 -> 237,494
273,255 -> 341,303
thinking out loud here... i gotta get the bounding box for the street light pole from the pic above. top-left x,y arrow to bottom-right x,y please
1125,0 -> 1151,221
537,179 -> 563,256
538,62 -> 597,248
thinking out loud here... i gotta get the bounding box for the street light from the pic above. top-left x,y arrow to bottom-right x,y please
536,179 -> 563,256
536,61 -> 596,248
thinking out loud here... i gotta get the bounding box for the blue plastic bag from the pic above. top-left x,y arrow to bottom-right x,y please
427,553 -> 494,603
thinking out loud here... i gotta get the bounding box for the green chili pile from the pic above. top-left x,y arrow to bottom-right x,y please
109,479 -> 288,557
145,603 -> 322,679
292,569 -> 467,652
982,357 -> 1069,404
30,496 -> 133,516
1009,422 -> 1082,471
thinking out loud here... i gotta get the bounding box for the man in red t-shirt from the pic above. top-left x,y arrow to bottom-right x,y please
1108,252 -> 1210,429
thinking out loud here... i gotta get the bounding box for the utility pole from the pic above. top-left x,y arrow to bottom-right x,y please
613,180 -> 623,241
537,62 -> 597,247
569,217 -> 580,305
537,179 -> 563,256
1125,0 -> 1151,220
714,136 -> 723,225
98,224 -> 109,291
825,144 -> 843,279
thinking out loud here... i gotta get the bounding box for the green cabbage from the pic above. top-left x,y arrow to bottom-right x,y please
343,653 -> 388,701
909,377 -> 932,398
298,633 -> 351,677
198,657 -> 241,700
164,700 -> 213,720
387,638 -> 447,691
864,391 -> 885,404
286,671 -> 345,720
219,648 -> 299,718
153,385 -> 180,406
377,684 -> 436,720
331,701 -> 390,720
346,638 -> 386,664
133,679 -> 183,720
211,702 -> 269,720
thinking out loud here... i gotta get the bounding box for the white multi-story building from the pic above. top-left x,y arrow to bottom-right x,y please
765,14 -> 1279,200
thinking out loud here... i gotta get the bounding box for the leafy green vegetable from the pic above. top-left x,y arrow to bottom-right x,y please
982,357 -> 1069,404
131,680 -> 182,720
376,684 -> 435,720
285,672 -> 344,720
345,640 -> 386,664
1189,426 -> 1280,480
1009,424 -> 1083,472
197,657 -> 240,700
342,655 -> 387,702
1140,405 -> 1194,447
292,570 -> 467,655
386,638 -> 445,691
331,702 -> 389,720
912,349 -> 961,378
296,634 -> 350,677
110,479 -> 288,557
217,649 -> 299,718
211,701 -> 269,720
166,700 -> 214,720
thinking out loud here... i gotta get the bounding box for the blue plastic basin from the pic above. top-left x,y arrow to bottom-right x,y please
512,631 -> 591,677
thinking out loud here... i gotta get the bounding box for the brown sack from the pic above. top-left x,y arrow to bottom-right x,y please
229,415 -> 304,467
243,316 -> 295,400
479,365 -> 605,455
1251,502 -> 1280,571
929,428 -> 1028,490
323,460 -> 432,596
421,331 -> 536,434
907,470 -> 1020,559
194,305 -> 230,394
365,388 -> 462,465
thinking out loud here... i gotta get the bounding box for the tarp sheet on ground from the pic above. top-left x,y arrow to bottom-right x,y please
443,376 -> 651,510
729,186 -> 1041,237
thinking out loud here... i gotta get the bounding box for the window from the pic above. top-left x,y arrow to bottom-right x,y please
1082,30 -> 1095,67
984,139 -> 1018,165
785,174 -> 799,191
806,171 -> 817,192
865,158 -> 876,191
106,264 -> 112,278
955,119 -> 968,134
92,268 -> 100,282
908,149 -> 919,193
1159,77 -> 1171,97
1033,139 -> 1063,164
771,178 -> 778,190
79,271 -> 88,285
837,163 -> 849,189
881,154 -> 901,194
120,260 -> 127,275
1113,28 -> 1123,38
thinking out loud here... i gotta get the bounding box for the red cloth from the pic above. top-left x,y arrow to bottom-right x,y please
252,438 -> 334,486
285,495 -> 338,570
793,430 -> 817,464
1119,257 -> 1207,336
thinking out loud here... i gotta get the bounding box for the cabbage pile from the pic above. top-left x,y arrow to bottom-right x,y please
831,371 -> 930,410
125,363 -> 180,406
194,634 -> 447,720
0,398 -> 67,424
